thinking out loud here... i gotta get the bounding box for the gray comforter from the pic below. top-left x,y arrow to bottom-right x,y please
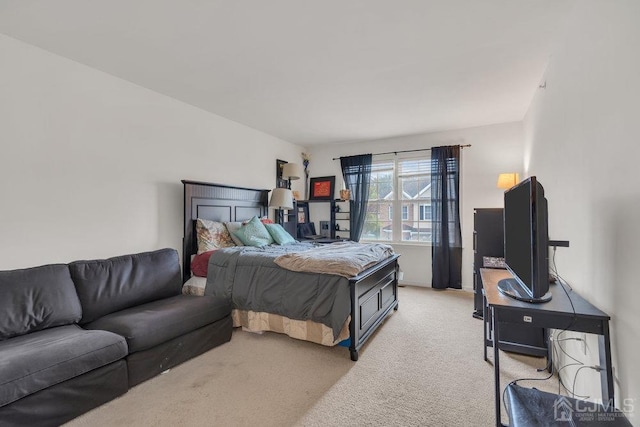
205,243 -> 351,339
275,241 -> 394,277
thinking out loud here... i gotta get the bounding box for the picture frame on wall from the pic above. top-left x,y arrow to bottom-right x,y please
276,159 -> 288,189
297,203 -> 309,223
309,176 -> 335,200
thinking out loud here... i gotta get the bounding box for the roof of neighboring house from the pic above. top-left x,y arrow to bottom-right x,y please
381,182 -> 431,201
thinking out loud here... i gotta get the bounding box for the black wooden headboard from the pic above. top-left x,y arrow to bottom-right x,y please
182,180 -> 269,282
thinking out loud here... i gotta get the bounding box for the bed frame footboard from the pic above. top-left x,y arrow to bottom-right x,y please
348,254 -> 400,361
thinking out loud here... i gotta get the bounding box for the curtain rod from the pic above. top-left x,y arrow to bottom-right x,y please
332,144 -> 471,160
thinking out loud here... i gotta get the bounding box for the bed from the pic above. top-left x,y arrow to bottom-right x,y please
182,180 -> 399,361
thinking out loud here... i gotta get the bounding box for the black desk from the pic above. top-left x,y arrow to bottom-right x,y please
481,268 -> 613,427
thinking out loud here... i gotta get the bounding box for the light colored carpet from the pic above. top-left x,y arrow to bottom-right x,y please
66,286 -> 557,426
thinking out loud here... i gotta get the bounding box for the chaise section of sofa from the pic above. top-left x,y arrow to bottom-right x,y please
0,264 -> 128,427
69,248 -> 233,386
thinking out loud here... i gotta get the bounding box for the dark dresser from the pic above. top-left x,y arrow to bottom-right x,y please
473,208 -> 547,357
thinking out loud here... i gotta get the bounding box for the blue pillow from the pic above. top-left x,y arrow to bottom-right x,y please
265,223 -> 296,245
232,216 -> 274,247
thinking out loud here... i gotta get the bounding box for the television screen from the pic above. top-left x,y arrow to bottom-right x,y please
499,176 -> 551,303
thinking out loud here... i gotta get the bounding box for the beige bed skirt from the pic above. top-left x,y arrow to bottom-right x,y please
182,277 -> 349,346
233,309 -> 350,347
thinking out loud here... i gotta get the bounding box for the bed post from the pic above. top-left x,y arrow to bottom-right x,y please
349,282 -> 359,361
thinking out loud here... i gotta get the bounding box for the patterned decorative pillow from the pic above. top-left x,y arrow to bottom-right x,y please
265,223 -> 296,245
196,218 -> 235,254
224,222 -> 245,246
232,216 -> 274,247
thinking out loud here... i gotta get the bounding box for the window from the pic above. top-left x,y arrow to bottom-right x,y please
419,204 -> 431,221
362,161 -> 394,241
362,154 -> 432,244
387,205 -> 408,220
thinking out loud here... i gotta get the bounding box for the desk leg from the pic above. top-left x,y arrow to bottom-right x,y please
493,307 -> 502,427
599,321 -> 615,407
483,294 -> 488,361
546,329 -> 553,373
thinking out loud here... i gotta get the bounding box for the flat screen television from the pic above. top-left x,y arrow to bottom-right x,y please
498,176 -> 552,303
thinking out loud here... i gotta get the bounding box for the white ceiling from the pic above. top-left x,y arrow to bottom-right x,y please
0,0 -> 574,145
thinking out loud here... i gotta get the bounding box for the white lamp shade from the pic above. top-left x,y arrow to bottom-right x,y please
269,188 -> 294,210
496,173 -> 520,190
282,163 -> 302,180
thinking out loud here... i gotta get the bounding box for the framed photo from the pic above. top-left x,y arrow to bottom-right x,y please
276,159 -> 288,189
309,176 -> 335,200
297,203 -> 309,223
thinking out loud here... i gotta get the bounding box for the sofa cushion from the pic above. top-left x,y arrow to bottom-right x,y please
0,325 -> 127,407
0,264 -> 82,341
0,360 -> 128,427
69,248 -> 182,324
84,295 -> 231,353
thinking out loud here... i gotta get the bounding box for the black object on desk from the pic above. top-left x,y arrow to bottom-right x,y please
481,268 -> 613,427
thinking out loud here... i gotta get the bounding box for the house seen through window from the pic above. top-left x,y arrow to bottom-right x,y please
362,154 -> 432,243
388,205 -> 410,220
419,204 -> 432,221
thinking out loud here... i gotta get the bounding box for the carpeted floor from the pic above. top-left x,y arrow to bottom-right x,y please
66,286 -> 558,426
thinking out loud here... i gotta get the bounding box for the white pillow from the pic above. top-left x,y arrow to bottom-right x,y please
224,221 -> 245,246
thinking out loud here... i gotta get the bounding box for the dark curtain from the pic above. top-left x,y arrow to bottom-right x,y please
431,145 -> 462,289
340,154 -> 372,241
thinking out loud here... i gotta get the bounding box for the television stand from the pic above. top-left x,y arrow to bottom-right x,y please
497,278 -> 552,303
482,268 -> 614,427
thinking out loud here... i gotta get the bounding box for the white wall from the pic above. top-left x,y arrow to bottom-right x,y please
308,123 -> 524,288
0,34 -> 304,269
523,1 -> 639,415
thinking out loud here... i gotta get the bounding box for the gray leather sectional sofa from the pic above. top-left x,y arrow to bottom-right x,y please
0,248 -> 231,427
